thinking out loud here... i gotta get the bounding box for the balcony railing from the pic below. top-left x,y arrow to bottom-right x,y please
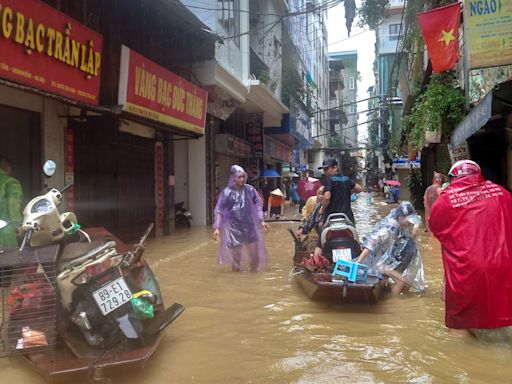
329,98 -> 339,108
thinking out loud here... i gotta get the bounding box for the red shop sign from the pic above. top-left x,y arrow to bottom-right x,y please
118,45 -> 208,135
0,0 -> 102,104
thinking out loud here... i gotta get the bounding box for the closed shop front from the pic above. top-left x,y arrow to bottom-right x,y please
0,105 -> 42,201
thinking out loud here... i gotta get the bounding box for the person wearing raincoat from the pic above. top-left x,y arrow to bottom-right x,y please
429,160 -> 512,343
0,156 -> 23,249
356,201 -> 424,295
212,165 -> 269,272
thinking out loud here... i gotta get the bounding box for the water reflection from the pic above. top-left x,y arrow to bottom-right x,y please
2,193 -> 512,383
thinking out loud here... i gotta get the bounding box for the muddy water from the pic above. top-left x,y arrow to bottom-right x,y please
2,193 -> 512,383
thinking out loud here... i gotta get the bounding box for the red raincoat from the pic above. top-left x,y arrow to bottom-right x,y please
429,174 -> 512,329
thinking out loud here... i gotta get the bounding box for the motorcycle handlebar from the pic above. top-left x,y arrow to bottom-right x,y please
19,228 -> 33,252
60,184 -> 74,194
137,223 -> 154,246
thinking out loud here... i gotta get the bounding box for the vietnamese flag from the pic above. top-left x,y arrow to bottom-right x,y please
417,3 -> 461,73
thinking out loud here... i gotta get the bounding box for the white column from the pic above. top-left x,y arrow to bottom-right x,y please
188,136 -> 207,225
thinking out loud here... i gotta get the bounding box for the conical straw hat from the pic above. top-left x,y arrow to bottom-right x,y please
271,188 -> 284,197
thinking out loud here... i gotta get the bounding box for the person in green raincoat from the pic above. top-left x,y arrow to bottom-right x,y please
0,157 -> 23,249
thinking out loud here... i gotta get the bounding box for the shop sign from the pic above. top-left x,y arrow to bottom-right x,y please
118,45 -> 208,134
266,137 -> 294,163
227,135 -> 252,157
215,133 -> 252,157
447,143 -> 470,164
465,1 -> 512,69
155,143 -> 164,231
0,0 -> 102,104
245,112 -> 264,157
393,157 -> 420,169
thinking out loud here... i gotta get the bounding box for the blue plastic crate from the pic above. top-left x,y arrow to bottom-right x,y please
332,259 -> 368,283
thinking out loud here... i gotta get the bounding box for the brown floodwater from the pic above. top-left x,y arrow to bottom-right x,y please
2,193 -> 512,383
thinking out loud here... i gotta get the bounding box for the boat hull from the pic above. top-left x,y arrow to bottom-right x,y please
294,272 -> 386,304
18,333 -> 162,383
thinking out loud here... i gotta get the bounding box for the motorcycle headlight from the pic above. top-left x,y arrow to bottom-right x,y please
31,199 -> 53,214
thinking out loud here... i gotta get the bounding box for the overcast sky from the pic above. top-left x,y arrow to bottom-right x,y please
327,1 -> 376,144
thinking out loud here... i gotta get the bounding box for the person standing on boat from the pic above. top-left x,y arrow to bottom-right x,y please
312,158 -> 362,260
318,158 -> 363,225
429,160 -> 512,343
423,171 -> 447,233
212,165 -> 269,272
356,201 -> 424,295
0,156 -> 23,249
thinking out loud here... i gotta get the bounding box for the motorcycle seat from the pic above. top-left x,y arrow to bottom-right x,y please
58,241 -> 115,272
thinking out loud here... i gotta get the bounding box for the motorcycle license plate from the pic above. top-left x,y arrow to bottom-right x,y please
332,248 -> 352,262
92,277 -> 133,316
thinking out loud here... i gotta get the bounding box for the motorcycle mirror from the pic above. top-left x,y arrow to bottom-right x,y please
43,160 -> 56,178
0,220 -> 7,229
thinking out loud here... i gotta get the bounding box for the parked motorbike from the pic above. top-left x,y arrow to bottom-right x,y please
174,201 -> 192,228
319,213 -> 361,264
0,160 -> 185,382
290,213 -> 388,304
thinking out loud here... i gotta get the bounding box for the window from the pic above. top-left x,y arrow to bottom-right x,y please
389,23 -> 400,41
218,0 -> 240,46
348,76 -> 355,90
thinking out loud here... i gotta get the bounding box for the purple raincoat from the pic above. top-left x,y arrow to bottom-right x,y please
213,165 -> 268,271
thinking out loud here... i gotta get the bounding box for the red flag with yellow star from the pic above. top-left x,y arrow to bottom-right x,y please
417,3 -> 461,73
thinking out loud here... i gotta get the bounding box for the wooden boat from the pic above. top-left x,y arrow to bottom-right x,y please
1,227 -> 184,383
16,301 -> 183,383
289,228 -> 387,304
293,269 -> 387,304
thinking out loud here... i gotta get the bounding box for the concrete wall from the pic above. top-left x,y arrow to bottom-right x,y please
249,0 -> 284,99
188,136 -> 207,225
184,0 -> 249,85
173,140 -> 189,208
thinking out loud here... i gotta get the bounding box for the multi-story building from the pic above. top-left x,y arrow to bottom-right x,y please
185,0 -> 330,222
307,0 -> 330,171
326,51 -> 358,176
0,0 -> 221,240
371,0 -> 409,189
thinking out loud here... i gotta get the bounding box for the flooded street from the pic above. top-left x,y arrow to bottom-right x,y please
2,193 -> 512,383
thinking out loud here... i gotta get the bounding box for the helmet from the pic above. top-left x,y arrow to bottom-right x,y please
448,160 -> 481,178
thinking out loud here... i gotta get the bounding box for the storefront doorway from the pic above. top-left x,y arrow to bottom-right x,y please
71,117 -> 155,241
0,105 -> 41,202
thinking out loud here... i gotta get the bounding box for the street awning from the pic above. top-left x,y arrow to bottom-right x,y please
451,79 -> 512,147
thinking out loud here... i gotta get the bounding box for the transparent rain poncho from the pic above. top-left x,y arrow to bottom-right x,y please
361,207 -> 425,292
213,165 -> 268,271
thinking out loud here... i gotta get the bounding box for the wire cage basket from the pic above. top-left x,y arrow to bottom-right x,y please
0,244 -> 59,356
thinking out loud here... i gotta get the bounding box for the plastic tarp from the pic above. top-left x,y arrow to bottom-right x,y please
361,209 -> 425,292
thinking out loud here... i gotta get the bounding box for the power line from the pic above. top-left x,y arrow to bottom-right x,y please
312,118 -> 381,139
309,95 -> 382,114
215,0 -> 344,42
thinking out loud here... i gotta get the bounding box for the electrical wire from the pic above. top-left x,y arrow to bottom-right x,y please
215,0 -> 344,43
312,118 -> 381,139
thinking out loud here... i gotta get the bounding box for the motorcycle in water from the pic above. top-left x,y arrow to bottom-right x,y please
174,202 -> 192,228
290,213 -> 387,304
0,160 -> 185,382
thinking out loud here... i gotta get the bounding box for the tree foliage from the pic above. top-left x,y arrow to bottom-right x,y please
406,72 -> 466,150
357,0 -> 390,29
